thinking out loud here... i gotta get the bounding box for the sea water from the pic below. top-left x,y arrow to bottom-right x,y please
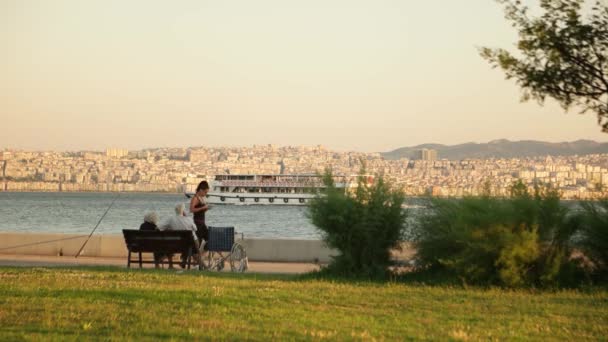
0,192 -> 320,239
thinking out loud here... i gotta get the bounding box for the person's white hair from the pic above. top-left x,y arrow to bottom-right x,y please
174,203 -> 185,216
143,211 -> 159,225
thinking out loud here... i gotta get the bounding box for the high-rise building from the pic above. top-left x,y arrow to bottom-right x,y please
417,149 -> 438,161
106,148 -> 129,158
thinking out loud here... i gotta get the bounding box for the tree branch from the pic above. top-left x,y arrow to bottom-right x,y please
554,41 -> 605,82
589,43 -> 608,90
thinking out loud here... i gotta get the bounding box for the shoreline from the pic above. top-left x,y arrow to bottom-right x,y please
0,190 -> 590,201
0,230 -> 321,241
0,232 -> 337,263
0,232 -> 415,264
0,254 -> 321,274
0,189 -> 183,195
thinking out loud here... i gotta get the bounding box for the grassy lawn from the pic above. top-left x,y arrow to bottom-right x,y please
0,267 -> 606,341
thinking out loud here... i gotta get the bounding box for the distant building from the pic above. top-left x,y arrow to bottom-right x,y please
0,151 -> 11,160
417,149 -> 438,161
84,152 -> 104,160
189,149 -> 209,163
106,148 -> 129,158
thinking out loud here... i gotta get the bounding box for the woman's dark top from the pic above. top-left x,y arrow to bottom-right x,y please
193,196 -> 206,223
193,196 -> 209,246
139,221 -> 157,231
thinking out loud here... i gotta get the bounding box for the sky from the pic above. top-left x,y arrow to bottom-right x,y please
1,0 -> 606,153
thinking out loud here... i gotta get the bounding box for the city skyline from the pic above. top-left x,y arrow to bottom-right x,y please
2,137 -> 607,155
2,144 -> 606,200
2,0 -> 607,152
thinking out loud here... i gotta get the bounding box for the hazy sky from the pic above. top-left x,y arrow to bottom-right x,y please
1,0 -> 606,152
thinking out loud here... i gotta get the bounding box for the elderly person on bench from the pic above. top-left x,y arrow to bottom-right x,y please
158,203 -> 203,269
139,211 -> 169,268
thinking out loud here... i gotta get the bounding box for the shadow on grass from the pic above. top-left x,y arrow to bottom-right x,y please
294,266 -> 465,287
3,265 -> 603,291
297,268 -> 608,292
0,264 -> 296,282
0,263 -> 469,287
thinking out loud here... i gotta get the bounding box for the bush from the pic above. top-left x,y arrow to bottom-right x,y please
308,171 -> 407,279
413,182 -> 582,287
576,200 -> 608,280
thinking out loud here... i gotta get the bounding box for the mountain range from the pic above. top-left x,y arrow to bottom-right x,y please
381,139 -> 608,160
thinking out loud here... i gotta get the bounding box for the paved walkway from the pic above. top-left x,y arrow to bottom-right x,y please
0,254 -> 321,274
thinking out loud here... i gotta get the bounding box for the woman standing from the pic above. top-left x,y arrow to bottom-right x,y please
190,180 -> 210,248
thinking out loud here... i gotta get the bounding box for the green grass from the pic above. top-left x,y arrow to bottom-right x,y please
0,267 -> 606,341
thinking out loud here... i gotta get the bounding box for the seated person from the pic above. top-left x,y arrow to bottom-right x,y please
140,211 -> 159,231
158,203 -> 203,269
139,211 -> 172,268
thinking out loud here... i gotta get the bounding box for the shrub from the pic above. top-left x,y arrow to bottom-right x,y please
414,181 -> 581,287
576,200 -> 608,280
415,196 -> 540,286
308,170 -> 407,279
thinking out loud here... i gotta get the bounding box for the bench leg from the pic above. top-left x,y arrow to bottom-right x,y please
154,254 -> 160,269
127,251 -> 131,268
138,252 -> 143,269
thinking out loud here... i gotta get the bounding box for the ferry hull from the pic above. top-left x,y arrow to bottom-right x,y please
184,173 -> 359,206
206,193 -> 314,205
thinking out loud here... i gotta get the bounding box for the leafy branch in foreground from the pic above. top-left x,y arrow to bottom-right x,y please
480,0 -> 608,131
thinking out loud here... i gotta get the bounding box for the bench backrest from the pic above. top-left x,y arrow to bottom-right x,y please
122,229 -> 195,253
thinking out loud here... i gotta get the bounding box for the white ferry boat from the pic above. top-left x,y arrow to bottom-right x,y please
186,174 -> 362,205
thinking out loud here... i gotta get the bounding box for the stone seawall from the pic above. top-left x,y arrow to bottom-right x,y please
1,182 -> 182,192
0,233 -> 415,263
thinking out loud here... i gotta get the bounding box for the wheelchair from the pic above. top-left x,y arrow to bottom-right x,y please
200,226 -> 248,272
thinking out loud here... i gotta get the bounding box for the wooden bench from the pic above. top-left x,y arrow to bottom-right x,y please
122,229 -> 197,269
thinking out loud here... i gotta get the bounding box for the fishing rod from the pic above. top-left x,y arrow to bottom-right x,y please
0,235 -> 87,253
75,192 -> 120,258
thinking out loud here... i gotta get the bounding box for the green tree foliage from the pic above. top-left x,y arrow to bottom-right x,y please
480,0 -> 608,131
414,181 -> 581,287
575,200 -> 608,278
308,170 -> 407,278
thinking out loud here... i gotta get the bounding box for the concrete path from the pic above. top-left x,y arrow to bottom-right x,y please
0,254 -> 321,274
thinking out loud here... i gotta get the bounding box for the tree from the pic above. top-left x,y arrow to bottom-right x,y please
480,0 -> 608,131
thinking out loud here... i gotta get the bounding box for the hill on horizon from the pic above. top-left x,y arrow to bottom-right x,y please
382,139 -> 608,160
